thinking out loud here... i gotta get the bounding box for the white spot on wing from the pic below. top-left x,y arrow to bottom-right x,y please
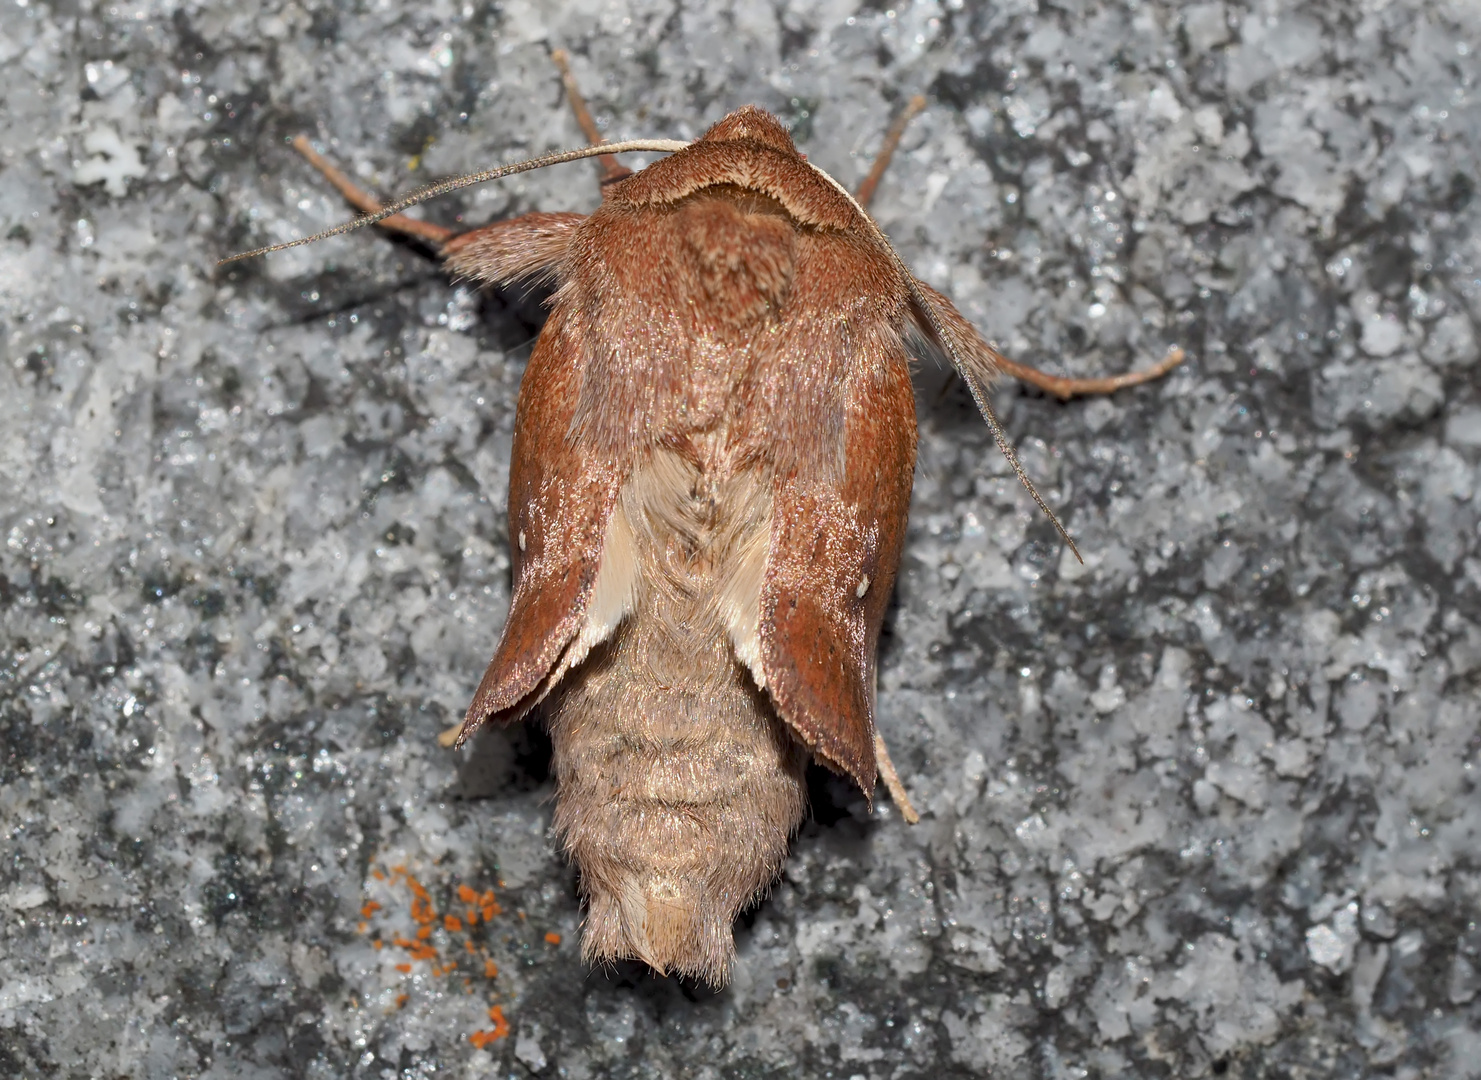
718,512 -> 770,690
544,503 -> 638,688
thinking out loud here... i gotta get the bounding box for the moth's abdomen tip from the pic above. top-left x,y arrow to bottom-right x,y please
580,877 -> 735,986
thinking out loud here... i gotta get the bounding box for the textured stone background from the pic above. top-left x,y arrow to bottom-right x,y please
3,0 -> 1479,1076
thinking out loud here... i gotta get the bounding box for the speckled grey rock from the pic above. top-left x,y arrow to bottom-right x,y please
2,1 -> 1479,1077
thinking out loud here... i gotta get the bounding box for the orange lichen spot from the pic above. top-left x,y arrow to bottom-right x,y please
396,993 -> 409,1009
488,1005 -> 509,1038
364,868 -> 516,1026
544,932 -> 562,945
469,1007 -> 510,1049
517,910 -> 526,921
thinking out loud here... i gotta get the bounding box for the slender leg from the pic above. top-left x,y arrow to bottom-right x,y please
292,132 -> 586,284
855,95 -> 928,210
289,135 -> 454,247
857,99 -> 1188,397
994,346 -> 1187,400
550,49 -> 633,188
874,731 -> 920,824
288,50 -> 629,254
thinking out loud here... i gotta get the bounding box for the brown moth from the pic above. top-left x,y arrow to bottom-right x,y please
225,55 -> 1182,986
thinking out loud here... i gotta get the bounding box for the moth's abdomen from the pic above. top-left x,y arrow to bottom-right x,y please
548,620 -> 805,985
546,452 -> 806,986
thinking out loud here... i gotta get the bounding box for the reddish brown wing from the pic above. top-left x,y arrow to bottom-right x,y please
759,236 -> 918,796
442,212 -> 624,738
459,293 -> 623,738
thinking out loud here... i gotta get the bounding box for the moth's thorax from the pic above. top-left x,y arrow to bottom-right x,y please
675,190 -> 798,328
565,182 -> 907,479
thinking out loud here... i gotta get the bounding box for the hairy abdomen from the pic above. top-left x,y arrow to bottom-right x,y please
545,450 -> 807,986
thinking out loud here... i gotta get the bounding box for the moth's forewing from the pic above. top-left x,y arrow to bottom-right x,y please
462,307 -> 623,734
758,241 -> 917,796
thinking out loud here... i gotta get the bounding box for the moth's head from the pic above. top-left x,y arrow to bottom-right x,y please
613,106 -> 851,229
696,107 -> 799,156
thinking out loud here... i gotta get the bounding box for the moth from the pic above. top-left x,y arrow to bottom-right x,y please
226,53 -> 1182,986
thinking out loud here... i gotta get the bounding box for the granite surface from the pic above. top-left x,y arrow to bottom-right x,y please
3,0 -> 1480,1076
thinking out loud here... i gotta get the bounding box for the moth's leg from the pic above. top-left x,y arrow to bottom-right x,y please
993,346 -> 1187,399
862,102 -> 1186,397
289,135 -> 454,246
855,95 -> 928,209
292,132 -> 583,284
551,48 -> 633,189
874,732 -> 920,824
437,723 -> 463,749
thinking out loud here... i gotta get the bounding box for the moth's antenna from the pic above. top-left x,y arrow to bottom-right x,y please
910,294 -> 1083,563
954,365 -> 1083,563
803,159 -> 1084,563
220,138 -> 690,265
